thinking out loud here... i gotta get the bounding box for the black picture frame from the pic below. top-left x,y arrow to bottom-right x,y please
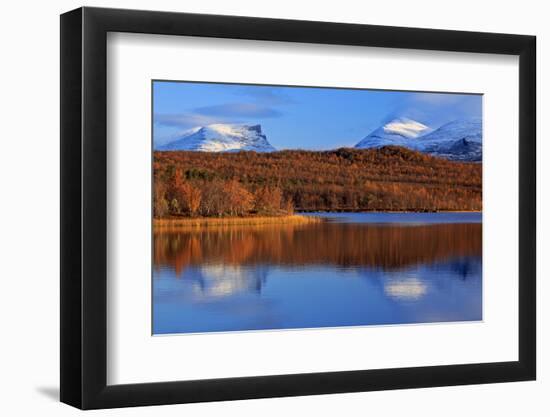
60,6 -> 536,410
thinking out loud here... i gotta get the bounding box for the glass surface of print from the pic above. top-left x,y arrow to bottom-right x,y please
152,81 -> 482,335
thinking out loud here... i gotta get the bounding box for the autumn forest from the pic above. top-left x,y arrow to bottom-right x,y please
153,146 -> 482,219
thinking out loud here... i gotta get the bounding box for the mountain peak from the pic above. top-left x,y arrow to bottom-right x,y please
157,123 -> 276,152
382,118 -> 430,139
355,118 -> 431,150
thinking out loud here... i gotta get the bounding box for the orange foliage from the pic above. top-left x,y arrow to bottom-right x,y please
153,146 -> 482,218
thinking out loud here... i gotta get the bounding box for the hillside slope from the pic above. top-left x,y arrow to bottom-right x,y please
153,147 -> 482,216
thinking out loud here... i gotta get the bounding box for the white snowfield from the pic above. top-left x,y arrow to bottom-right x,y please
157,124 -> 276,153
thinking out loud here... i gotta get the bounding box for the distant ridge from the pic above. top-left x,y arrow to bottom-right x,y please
419,118 -> 482,161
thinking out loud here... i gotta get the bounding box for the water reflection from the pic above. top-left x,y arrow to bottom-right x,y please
384,277 -> 428,301
186,265 -> 267,298
153,214 -> 482,334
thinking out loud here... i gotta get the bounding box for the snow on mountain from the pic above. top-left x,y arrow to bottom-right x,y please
431,137 -> 482,162
419,118 -> 482,147
157,124 -> 276,152
419,118 -> 482,161
355,117 -> 482,161
354,117 -> 432,150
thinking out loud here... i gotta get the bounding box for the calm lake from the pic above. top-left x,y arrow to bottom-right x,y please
153,212 -> 482,335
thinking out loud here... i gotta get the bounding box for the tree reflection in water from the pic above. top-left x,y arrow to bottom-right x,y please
154,223 -> 481,270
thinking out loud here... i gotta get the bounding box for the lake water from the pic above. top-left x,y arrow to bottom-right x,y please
153,212 -> 482,335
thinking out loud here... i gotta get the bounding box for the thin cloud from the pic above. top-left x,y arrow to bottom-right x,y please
235,86 -> 295,105
382,92 -> 482,128
194,102 -> 283,119
154,113 -> 224,129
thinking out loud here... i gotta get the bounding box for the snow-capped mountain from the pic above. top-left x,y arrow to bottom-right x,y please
355,117 -> 432,149
419,118 -> 482,161
355,117 -> 482,161
157,124 -> 276,152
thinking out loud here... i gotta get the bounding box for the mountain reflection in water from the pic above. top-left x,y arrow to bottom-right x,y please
153,214 -> 482,334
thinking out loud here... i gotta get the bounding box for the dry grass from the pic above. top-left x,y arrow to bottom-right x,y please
153,215 -> 323,229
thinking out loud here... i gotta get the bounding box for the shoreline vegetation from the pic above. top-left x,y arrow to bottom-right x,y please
153,146 -> 482,219
153,210 -> 481,229
154,214 -> 323,228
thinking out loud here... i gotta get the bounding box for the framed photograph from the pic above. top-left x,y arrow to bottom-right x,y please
60,7 -> 536,409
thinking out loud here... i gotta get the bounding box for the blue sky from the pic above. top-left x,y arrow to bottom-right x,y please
153,81 -> 482,150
